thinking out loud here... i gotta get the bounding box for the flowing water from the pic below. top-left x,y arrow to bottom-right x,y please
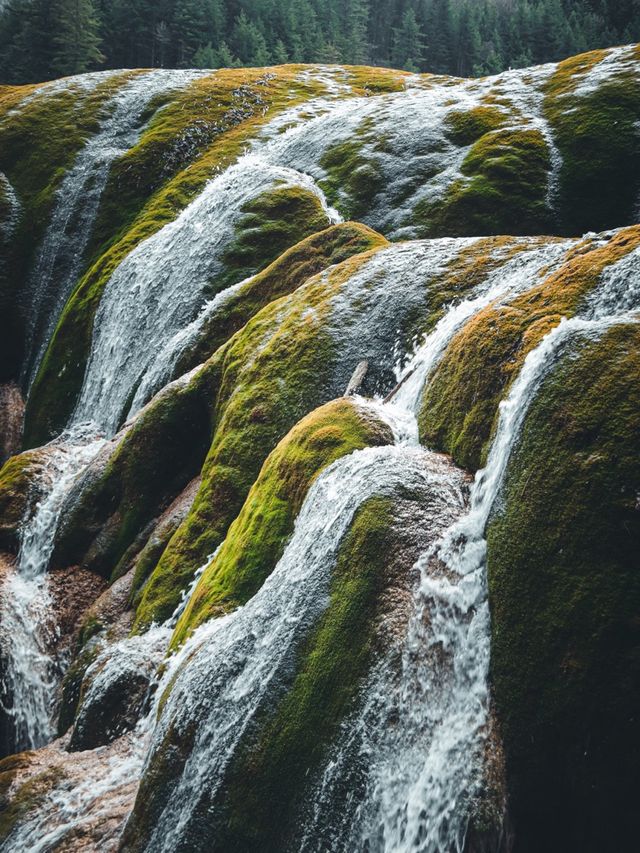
0,427 -> 106,751
21,69 -> 210,389
2,53 -> 639,852
2,235 -> 638,851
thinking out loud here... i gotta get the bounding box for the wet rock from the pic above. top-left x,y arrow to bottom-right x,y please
0,384 -> 24,465
0,447 -> 50,551
68,629 -> 167,752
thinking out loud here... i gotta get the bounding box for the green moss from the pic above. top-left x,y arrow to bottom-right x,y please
0,73 -> 135,236
130,516 -> 186,605
319,131 -> 385,220
52,369 -> 216,580
133,249 -> 379,629
218,495 -> 395,850
0,73 -> 136,378
343,65 -> 409,94
170,399 -> 393,645
418,127 -> 552,237
172,221 -> 387,376
420,225 -> 640,470
486,322 -> 640,850
444,105 -> 508,146
0,449 -> 45,549
213,183 -> 331,293
544,45 -> 640,234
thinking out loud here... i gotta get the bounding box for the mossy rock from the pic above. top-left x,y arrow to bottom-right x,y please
213,183 -> 332,294
52,369 -> 215,580
22,68 -> 341,445
169,398 -> 393,644
418,127 -> 552,237
419,225 -> 640,470
444,105 -> 508,147
0,73 -> 136,379
124,449 -> 469,851
130,254 -> 360,629
57,642 -> 101,737
0,448 -> 48,550
0,762 -> 65,844
319,133 -> 385,221
486,322 -> 640,852
544,46 -> 640,234
134,236 -> 446,628
171,221 -> 387,404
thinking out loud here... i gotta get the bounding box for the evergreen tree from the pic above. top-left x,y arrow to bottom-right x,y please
215,40 -> 236,66
391,6 -> 425,71
51,0 -> 104,76
193,41 -> 217,67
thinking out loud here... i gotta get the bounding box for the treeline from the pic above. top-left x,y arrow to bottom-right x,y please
1,0 -> 639,84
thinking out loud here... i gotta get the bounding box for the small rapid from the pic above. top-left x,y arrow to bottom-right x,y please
0,427 -> 105,751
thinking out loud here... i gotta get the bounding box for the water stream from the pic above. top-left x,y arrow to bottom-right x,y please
0,427 -> 105,752
22,69 -> 210,390
1,57 -> 638,852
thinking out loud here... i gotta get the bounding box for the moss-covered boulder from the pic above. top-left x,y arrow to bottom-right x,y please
170,221 -> 388,379
169,398 -> 393,643
486,322 -> 640,852
0,448 -> 48,550
419,225 -> 640,470
52,369 -> 214,580
68,629 -> 167,752
121,448 -> 469,852
133,236 -> 475,628
423,127 -> 552,236
544,45 -> 640,234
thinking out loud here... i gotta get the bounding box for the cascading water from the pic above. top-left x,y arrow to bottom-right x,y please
21,69 -> 209,389
2,50 -> 638,852
0,69 -> 210,755
73,160 -> 342,433
296,251 -> 640,853
2,236 -> 638,852
0,427 -> 106,751
71,61 -> 566,434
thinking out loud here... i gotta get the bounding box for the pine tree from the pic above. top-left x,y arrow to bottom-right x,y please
51,0 -> 104,76
273,38 -> 289,64
215,40 -> 235,67
193,41 -> 217,68
391,6 -> 425,72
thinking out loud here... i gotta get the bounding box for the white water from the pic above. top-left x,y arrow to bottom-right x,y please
568,45 -> 639,99
71,58 -> 570,434
0,427 -> 105,751
0,48 -> 637,850
73,161 -> 341,432
22,69 -> 209,388
0,69 -> 207,755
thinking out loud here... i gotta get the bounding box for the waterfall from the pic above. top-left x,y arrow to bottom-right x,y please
2,235 -> 637,851
21,69 -> 209,389
73,159 -> 341,434
296,251 -> 640,853
0,427 -> 105,751
0,70 -> 208,752
71,61 -> 567,435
